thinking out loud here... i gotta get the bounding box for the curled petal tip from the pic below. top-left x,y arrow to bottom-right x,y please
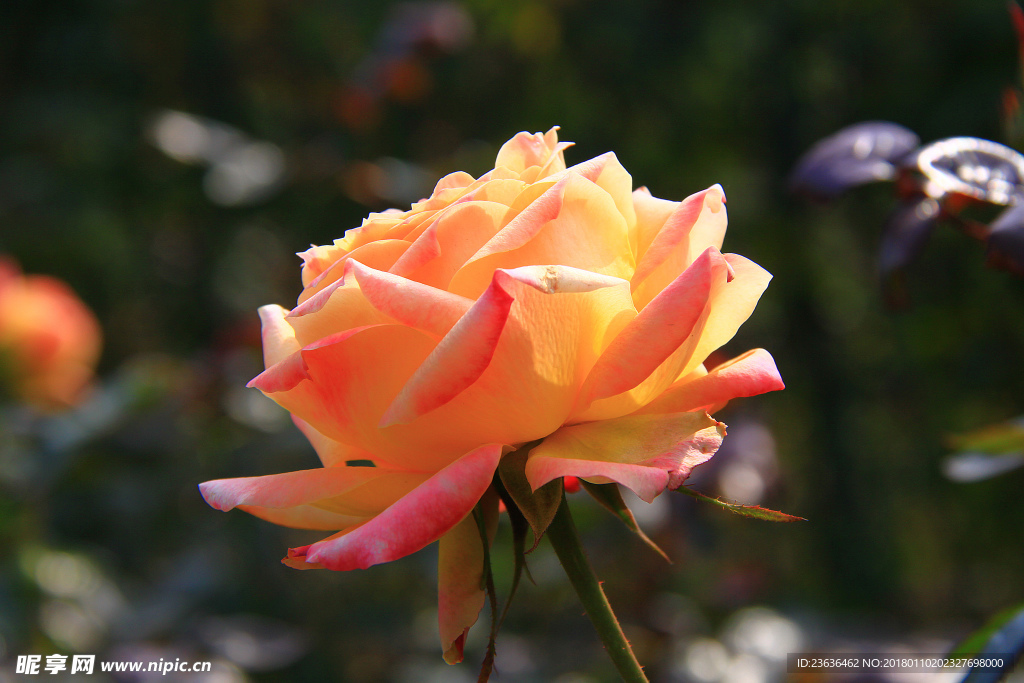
197,481 -> 232,511
442,634 -> 467,664
706,184 -> 726,212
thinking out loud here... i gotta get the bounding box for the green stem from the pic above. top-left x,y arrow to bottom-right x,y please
546,492 -> 649,683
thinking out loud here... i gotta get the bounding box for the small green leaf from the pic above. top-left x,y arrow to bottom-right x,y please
676,486 -> 805,522
954,604 -> 1024,683
498,444 -> 562,550
950,602 -> 1024,659
580,480 -> 672,563
947,417 -> 1024,454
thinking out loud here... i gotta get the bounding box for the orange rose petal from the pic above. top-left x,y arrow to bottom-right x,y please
300,443 -> 503,571
286,280 -> 391,347
579,251 -> 765,422
379,273 -> 515,427
256,305 -> 300,367
577,247 -> 725,407
632,187 -> 679,263
382,265 -> 633,435
298,239 -> 411,304
637,348 -> 785,415
237,505 -> 366,531
249,324 -> 439,469
450,173 -> 634,300
199,466 -> 394,512
289,325 -> 436,464
525,413 -> 726,503
283,531 -> 349,570
432,171 -> 476,194
332,216 -> 404,254
298,243 -> 347,286
472,178 -> 528,206
566,152 -> 636,234
367,266 -> 633,466
680,254 -> 773,377
291,415 -> 376,467
438,488 -> 499,663
389,201 -> 508,290
345,259 -> 472,339
495,129 -> 562,175
247,348 -> 310,393
631,185 -> 727,310
461,176 -> 567,267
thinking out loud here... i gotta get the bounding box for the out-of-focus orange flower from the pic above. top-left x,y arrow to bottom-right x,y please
0,258 -> 102,409
201,128 -> 783,663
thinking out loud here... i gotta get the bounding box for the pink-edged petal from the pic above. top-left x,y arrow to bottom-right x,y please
461,177 -> 567,268
353,266 -> 630,468
298,239 -> 411,304
379,273 -> 514,427
571,251 -> 770,423
286,278 -> 391,347
199,467 -> 389,512
381,265 -> 633,437
632,187 -> 678,263
291,415 -> 376,468
388,201 -> 508,290
345,259 -> 472,339
683,254 -> 772,375
256,304 -> 300,368
262,324 -> 437,468
566,152 -> 636,236
247,349 -> 309,393
283,531 -> 348,570
637,348 -> 785,415
432,171 -> 476,194
449,173 -> 634,300
576,247 -> 726,408
495,128 -> 566,176
300,443 -> 503,571
439,487 -> 500,664
298,243 -> 346,286
631,185 -> 727,310
525,412 -> 726,503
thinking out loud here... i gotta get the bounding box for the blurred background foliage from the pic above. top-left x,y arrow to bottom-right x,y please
1,0 -> 1024,681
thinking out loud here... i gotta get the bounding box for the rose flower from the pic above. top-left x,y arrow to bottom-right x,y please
200,129 -> 783,662
0,258 -> 102,409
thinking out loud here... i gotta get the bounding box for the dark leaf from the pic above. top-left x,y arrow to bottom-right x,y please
987,203 -> 1024,276
676,486 -> 805,522
790,121 -> 919,199
493,475 -> 534,602
878,199 -> 940,276
498,445 -> 562,550
580,480 -> 672,563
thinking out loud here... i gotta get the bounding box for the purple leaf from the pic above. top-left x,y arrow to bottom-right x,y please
790,121 -> 920,199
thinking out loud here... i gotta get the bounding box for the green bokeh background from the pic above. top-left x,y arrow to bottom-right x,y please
2,1 -> 1023,681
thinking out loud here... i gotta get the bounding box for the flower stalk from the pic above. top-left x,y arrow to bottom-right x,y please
546,491 -> 650,683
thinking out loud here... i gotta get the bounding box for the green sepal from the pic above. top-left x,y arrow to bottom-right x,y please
676,486 -> 805,522
472,506 -> 498,683
498,444 -> 562,550
580,480 -> 672,563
